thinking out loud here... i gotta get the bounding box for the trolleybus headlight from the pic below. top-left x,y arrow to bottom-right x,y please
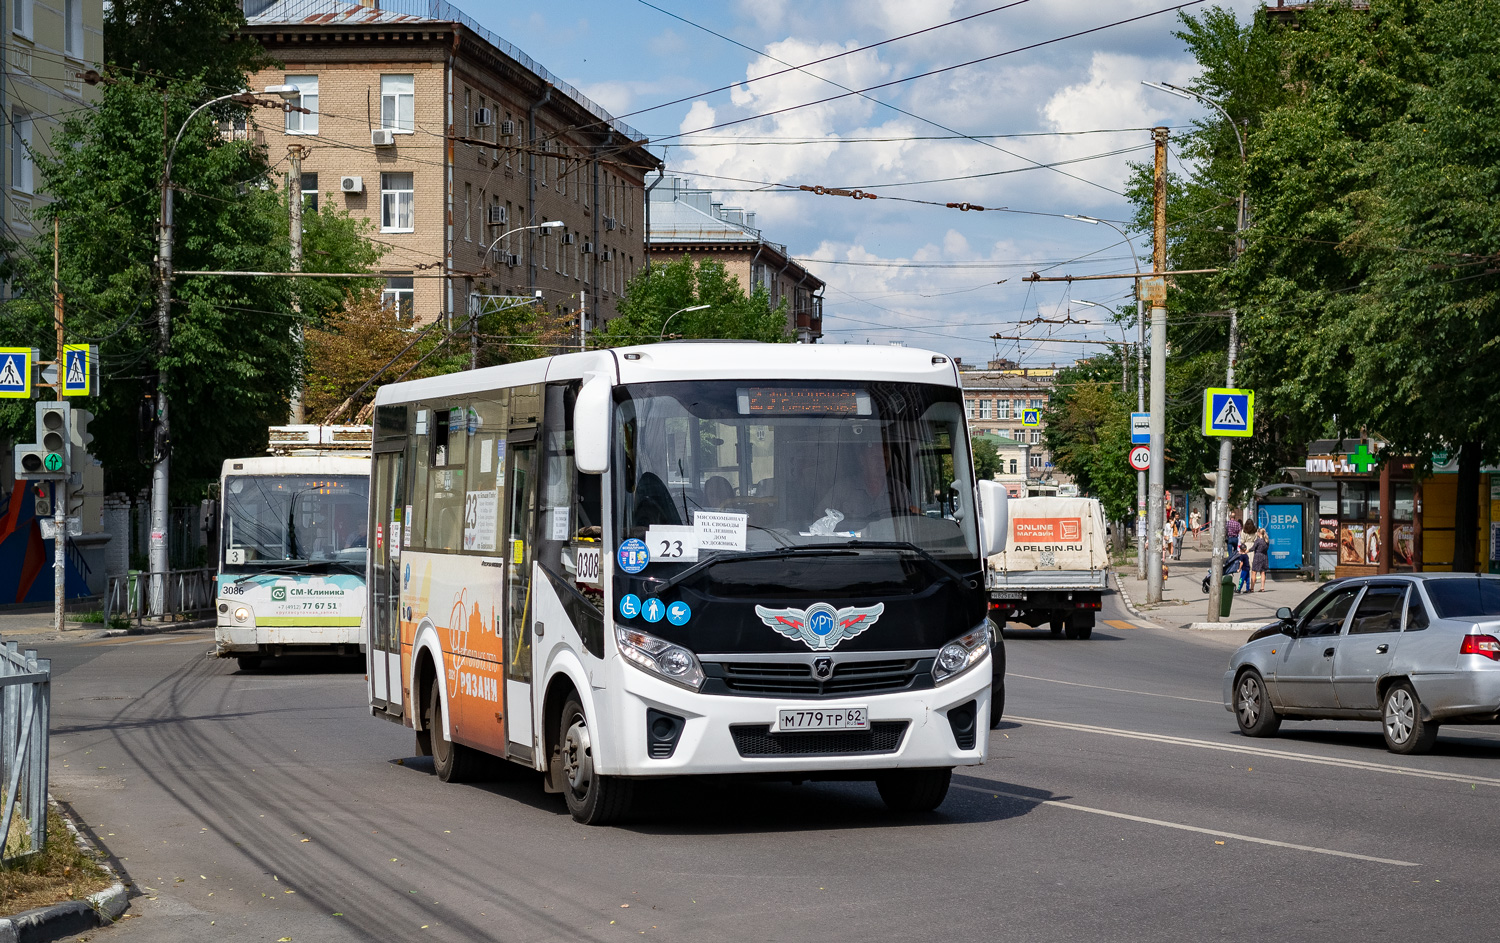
233,607 -> 250,623
615,626 -> 705,691
932,624 -> 989,684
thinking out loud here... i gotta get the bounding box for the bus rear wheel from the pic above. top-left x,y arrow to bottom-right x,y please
876,768 -> 952,813
558,695 -> 632,825
428,687 -> 484,783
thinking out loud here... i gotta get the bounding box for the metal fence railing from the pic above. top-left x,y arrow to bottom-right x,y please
1,643 -> 51,864
103,567 -> 217,626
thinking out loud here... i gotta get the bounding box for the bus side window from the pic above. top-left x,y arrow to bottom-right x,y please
425,404 -> 469,551
408,407 -> 430,550
463,396 -> 509,554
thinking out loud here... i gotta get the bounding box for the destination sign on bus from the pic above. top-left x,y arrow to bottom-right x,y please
736,387 -> 872,415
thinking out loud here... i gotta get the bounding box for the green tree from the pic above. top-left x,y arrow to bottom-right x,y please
593,254 -> 791,347
106,0 -> 273,91
1041,356 -> 1138,522
971,433 -> 1001,481
0,77 -> 379,498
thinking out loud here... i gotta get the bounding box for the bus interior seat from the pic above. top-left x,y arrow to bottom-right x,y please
702,476 -> 735,508
632,472 -> 682,527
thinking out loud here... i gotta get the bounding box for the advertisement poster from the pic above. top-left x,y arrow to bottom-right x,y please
1257,504 -> 1303,570
1319,518 -> 1339,552
1394,523 -> 1415,568
1339,523 -> 1367,565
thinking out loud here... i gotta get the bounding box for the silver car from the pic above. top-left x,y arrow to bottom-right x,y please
1223,574 -> 1500,754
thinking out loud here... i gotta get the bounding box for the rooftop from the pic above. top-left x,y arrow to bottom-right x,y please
242,0 -> 647,142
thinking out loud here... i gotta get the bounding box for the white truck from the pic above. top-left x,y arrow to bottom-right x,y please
985,496 -> 1109,639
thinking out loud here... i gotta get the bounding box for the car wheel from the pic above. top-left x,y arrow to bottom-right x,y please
875,768 -> 952,813
1234,670 -> 1282,737
559,695 -> 633,825
1382,682 -> 1439,755
989,680 -> 1005,728
429,687 -> 484,783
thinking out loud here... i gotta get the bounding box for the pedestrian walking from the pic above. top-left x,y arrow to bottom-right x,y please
1190,508 -> 1203,546
1237,520 -> 1258,593
1172,513 -> 1185,561
1250,527 -> 1270,591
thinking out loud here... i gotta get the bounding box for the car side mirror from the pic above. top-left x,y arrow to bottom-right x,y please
1275,607 -> 1296,635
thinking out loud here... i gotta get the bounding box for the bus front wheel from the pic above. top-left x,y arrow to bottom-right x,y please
875,767 -> 952,813
558,695 -> 632,825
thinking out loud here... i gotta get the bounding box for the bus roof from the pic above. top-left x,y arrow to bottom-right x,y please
373,342 -> 960,406
220,455 -> 370,479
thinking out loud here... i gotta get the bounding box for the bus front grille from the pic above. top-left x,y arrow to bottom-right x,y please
729,722 -> 909,758
706,659 -> 930,698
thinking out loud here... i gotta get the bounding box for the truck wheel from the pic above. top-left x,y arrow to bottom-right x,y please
1048,618 -> 1064,636
236,655 -> 262,671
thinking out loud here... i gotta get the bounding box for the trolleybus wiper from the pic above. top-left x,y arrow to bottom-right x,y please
231,560 -> 326,584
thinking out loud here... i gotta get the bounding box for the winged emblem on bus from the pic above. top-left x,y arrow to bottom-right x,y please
754,601 -> 885,651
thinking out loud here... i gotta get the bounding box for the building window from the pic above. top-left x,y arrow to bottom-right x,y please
12,0 -> 31,38
380,75 -> 415,132
383,276 -> 415,320
997,399 -> 1011,420
558,148 -> 566,196
965,400 -> 975,419
65,0 -> 84,56
1030,430 -> 1041,444
380,172 -> 414,232
463,88 -> 471,136
574,233 -> 581,280
1030,454 -> 1041,469
300,172 -> 318,213
1009,459 -> 1018,475
978,399 -> 992,420
1030,398 -> 1044,409
463,183 -> 472,242
10,109 -> 32,193
285,76 -> 318,134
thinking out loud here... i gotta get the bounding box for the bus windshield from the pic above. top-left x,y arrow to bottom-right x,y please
222,475 -> 369,570
613,380 -> 977,563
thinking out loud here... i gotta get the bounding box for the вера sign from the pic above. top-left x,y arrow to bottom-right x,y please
1202,387 -> 1254,438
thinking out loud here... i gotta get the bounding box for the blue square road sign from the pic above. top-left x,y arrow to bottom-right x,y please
1202,388 -> 1254,437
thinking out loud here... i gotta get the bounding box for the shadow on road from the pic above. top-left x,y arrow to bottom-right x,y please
236,655 -> 365,675
1270,725 -> 1500,758
1000,627 -> 1126,643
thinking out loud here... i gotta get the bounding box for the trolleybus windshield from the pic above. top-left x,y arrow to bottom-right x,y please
222,475 -> 369,571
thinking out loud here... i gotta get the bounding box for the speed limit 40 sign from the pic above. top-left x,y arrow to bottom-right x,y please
1128,445 -> 1151,471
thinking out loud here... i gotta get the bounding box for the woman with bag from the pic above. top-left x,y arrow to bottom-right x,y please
1250,527 -> 1270,591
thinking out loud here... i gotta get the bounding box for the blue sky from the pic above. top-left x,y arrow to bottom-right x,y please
464,0 -> 1261,364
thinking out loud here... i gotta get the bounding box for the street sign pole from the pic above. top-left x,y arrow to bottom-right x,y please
1208,312 -> 1240,623
1146,127 -> 1169,604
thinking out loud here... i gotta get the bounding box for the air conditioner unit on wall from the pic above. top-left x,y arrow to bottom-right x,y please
505,253 -> 520,267
371,129 -> 396,147
561,231 -> 574,245
499,120 -> 515,137
473,107 -> 493,127
488,204 -> 507,225
582,241 -> 594,254
340,175 -> 363,193
600,249 -> 613,262
604,216 -> 617,231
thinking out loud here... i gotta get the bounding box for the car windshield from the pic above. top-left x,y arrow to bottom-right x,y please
612,379 -> 978,563
222,475 -> 368,569
1422,578 -> 1500,619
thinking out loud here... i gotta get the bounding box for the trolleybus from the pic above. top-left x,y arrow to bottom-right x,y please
367,343 -> 1006,823
216,426 -> 371,669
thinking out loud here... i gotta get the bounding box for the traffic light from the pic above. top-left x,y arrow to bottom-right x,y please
13,401 -> 70,479
70,408 -> 94,452
32,483 -> 51,517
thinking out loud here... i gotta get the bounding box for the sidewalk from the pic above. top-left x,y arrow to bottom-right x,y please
1114,540 -> 1323,630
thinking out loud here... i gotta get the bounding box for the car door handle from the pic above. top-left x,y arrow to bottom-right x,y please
1376,644 -> 1388,654
1323,647 -> 1335,658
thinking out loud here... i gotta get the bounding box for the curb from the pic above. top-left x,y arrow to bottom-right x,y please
1110,573 -> 1158,625
0,800 -> 128,943
104,616 -> 214,637
1186,621 -> 1267,632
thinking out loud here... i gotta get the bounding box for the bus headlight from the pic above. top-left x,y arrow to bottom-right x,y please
933,623 -> 989,684
233,607 -> 251,623
616,626 -> 705,692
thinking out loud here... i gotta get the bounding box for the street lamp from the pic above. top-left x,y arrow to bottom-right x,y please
1066,213 -> 1149,580
1144,80 -> 1249,620
148,85 -> 309,617
659,304 -> 710,341
482,220 -> 564,265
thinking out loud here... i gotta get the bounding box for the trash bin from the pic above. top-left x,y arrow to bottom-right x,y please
1219,575 -> 1235,619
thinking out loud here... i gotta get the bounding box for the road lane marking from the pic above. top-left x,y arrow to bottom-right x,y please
1008,674 -> 1220,705
1009,715 -> 1500,789
1103,620 -> 1137,630
959,784 -> 1419,867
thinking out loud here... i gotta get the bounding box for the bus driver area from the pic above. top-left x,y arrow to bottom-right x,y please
368,343 -> 1007,824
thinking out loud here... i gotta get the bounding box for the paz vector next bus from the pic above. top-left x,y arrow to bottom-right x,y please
366,343 -> 1007,824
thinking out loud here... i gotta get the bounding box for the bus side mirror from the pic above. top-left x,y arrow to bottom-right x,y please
574,372 -> 612,474
978,479 -> 1008,557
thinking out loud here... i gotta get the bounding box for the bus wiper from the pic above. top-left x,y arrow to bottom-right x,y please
845,540 -> 977,588
232,561 -> 324,584
642,547 -> 859,595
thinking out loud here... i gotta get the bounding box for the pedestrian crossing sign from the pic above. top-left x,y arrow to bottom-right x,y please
62,344 -> 93,396
1021,409 -> 1040,427
0,347 -> 33,398
1202,387 -> 1254,437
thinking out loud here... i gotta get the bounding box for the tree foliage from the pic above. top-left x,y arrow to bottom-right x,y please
971,434 -> 1001,482
0,77 -> 379,497
593,254 -> 791,347
1041,357 -> 1138,522
106,0 -> 273,92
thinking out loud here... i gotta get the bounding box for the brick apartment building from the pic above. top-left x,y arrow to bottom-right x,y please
647,177 -> 823,343
240,0 -> 659,334
958,359 -> 1059,480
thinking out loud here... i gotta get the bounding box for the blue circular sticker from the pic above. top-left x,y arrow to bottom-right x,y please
618,538 -> 650,573
642,597 -> 666,623
666,600 -> 692,626
619,593 -> 642,619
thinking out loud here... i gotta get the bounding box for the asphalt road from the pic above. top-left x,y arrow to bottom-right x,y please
34,591 -> 1500,943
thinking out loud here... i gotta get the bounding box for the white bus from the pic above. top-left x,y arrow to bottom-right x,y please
367,343 -> 1006,823
216,430 -> 371,669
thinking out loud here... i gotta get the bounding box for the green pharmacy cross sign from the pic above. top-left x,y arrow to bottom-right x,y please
1347,444 -> 1378,473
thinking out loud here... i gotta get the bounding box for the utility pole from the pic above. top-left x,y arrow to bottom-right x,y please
53,219 -> 65,633
150,99 -> 174,618
1136,310 -> 1147,581
287,144 -> 307,422
1146,127 -> 1169,604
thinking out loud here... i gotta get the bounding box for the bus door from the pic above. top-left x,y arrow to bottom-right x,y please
370,448 -> 405,712
504,430 -> 539,760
